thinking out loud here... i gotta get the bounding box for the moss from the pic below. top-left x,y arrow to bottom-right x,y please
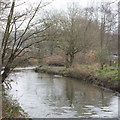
59,68 -> 68,75
35,66 -> 59,75
36,66 -> 50,72
39,66 -> 51,73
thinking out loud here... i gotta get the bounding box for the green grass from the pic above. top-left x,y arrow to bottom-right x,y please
37,66 -> 51,72
96,66 -> 119,81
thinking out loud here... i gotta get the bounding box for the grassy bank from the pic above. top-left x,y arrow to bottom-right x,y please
2,86 -> 27,119
35,64 -> 120,92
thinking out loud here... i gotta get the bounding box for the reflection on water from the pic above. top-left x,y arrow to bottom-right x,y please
7,69 -> 118,118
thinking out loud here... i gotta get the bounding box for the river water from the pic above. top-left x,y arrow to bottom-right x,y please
6,68 -> 118,118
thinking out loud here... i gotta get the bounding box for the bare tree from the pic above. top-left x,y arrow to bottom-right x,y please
1,0 -> 52,83
97,1 -> 118,69
54,4 -> 95,67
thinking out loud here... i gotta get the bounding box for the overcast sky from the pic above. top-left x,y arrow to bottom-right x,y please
16,0 -> 118,11
7,0 -> 118,30
49,0 -> 94,9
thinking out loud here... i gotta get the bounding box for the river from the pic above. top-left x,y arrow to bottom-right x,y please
6,68 -> 118,118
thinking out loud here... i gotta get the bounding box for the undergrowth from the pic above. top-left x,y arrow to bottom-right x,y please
96,66 -> 118,81
2,86 -> 27,118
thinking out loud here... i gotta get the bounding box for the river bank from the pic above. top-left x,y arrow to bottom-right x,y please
5,68 -> 119,118
2,86 -> 27,119
35,65 -> 120,93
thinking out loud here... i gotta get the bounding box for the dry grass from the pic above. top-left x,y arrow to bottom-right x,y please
71,63 -> 100,75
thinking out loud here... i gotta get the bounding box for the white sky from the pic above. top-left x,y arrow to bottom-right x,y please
49,0 -> 92,9
50,0 -> 118,11
15,0 -> 118,11
7,0 -> 118,30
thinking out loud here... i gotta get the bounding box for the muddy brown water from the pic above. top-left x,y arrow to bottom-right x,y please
6,68 -> 119,118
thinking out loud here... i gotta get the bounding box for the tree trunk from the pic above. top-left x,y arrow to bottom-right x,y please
101,62 -> 105,70
109,60 -> 112,66
65,53 -> 74,68
2,54 -> 14,83
70,54 -> 74,67
65,54 -> 70,68
2,67 -> 10,83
